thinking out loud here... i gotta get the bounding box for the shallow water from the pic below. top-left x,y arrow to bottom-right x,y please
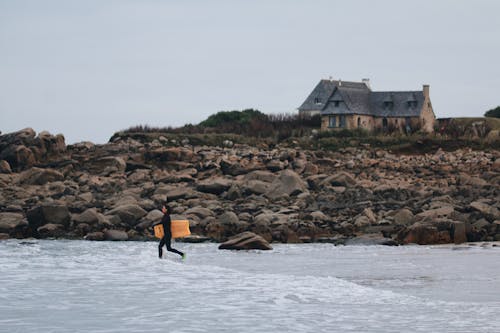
1,240 -> 499,333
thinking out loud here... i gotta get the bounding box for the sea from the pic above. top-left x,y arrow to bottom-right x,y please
1,240 -> 499,333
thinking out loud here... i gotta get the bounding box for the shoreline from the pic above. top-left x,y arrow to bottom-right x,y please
1,128 -> 499,246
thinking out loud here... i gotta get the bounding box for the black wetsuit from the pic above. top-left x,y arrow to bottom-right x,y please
158,210 -> 184,258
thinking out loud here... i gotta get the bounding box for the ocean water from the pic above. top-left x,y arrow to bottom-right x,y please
1,240 -> 499,333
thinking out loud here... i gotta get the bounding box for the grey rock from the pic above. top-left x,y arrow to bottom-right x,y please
219,231 -> 272,250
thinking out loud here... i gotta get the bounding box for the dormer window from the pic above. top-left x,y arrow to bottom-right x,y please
334,101 -> 340,107
406,101 -> 417,109
314,98 -> 321,104
383,101 -> 393,110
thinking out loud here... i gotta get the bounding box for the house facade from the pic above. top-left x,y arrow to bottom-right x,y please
298,79 -> 436,132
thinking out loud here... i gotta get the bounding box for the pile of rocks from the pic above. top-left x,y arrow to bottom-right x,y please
1,128 -> 499,246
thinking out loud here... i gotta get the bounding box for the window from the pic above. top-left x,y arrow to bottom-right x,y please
329,116 -> 336,128
384,101 -> 393,110
314,98 -> 321,104
407,101 -> 418,109
339,115 -> 346,128
357,117 -> 361,128
334,101 -> 340,107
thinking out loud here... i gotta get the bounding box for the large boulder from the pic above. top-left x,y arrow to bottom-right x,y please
88,156 -> 126,174
266,169 -> 307,200
0,160 -> 12,174
0,145 -> 36,171
218,232 -> 272,250
196,178 -> 232,195
19,167 -> 64,185
27,204 -> 71,231
0,212 -> 28,235
398,219 -> 466,245
470,201 -> 500,221
321,172 -> 357,187
106,204 -> 147,226
206,211 -> 247,241
37,223 -> 65,238
73,208 -> 100,225
104,230 -> 128,241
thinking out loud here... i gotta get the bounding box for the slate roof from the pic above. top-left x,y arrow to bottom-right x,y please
299,79 -> 425,118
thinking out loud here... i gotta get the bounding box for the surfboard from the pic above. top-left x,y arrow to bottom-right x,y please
153,220 -> 191,239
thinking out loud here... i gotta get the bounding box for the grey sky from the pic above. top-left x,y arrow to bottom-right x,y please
1,0 -> 499,143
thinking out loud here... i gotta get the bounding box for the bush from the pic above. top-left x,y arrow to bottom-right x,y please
485,106 -> 500,118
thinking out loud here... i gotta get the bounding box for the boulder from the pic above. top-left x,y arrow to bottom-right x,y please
84,231 -> 105,241
37,223 -> 65,238
345,234 -> 398,246
218,232 -> 272,250
88,156 -> 126,174
470,201 -> 500,221
27,204 -> 71,230
0,212 -> 28,234
19,167 -> 64,185
106,204 -> 147,226
206,211 -> 247,241
197,178 -> 232,195
321,172 -> 357,187
266,169 -> 307,200
393,208 -> 414,225
0,145 -> 36,171
104,230 -> 128,241
0,160 -> 12,173
184,207 -> 214,219
73,208 -> 100,225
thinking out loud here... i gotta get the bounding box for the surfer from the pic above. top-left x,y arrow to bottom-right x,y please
158,203 -> 185,259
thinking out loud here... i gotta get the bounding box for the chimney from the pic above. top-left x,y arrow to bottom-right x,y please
362,78 -> 371,89
338,79 -> 342,86
423,84 -> 430,98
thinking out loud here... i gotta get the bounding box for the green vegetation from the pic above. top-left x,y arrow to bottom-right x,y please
484,106 -> 500,118
112,109 -> 321,143
111,113 -> 499,152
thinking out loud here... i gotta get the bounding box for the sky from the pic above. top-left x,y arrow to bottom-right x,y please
1,0 -> 499,143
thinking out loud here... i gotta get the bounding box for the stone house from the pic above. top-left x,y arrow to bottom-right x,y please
298,79 -> 436,132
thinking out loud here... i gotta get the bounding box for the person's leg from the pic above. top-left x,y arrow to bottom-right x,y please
165,233 -> 184,257
158,238 -> 166,258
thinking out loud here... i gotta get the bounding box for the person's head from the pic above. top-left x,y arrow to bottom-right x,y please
162,199 -> 169,214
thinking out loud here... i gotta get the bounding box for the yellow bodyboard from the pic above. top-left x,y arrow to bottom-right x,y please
153,220 -> 191,239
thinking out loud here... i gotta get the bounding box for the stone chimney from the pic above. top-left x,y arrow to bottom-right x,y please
423,84 -> 430,98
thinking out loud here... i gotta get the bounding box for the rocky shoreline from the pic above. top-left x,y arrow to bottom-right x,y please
0,128 -> 499,246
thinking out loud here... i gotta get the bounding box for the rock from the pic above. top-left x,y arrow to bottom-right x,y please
73,208 -> 100,225
206,211 -> 247,241
19,167 -> 64,185
0,212 -> 28,234
345,234 -> 398,246
266,169 -> 307,200
0,160 -> 12,173
451,221 -> 467,244
88,156 -> 126,174
104,230 -> 129,241
393,208 -> 414,225
184,207 -> 214,219
106,204 -> 147,226
0,145 -> 36,171
0,233 -> 9,240
321,172 -> 357,187
27,204 -> 71,230
470,201 -> 500,221
416,206 -> 454,221
84,231 -> 105,241
400,222 -> 450,245
37,223 -> 65,238
243,180 -> 270,195
176,235 -> 212,243
218,231 -> 272,250
197,178 -> 232,195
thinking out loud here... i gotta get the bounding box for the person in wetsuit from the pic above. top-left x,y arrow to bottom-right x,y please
158,204 -> 185,259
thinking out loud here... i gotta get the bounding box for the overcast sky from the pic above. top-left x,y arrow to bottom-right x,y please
1,0 -> 499,143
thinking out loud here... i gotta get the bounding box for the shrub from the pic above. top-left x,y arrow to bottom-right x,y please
485,106 -> 500,118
